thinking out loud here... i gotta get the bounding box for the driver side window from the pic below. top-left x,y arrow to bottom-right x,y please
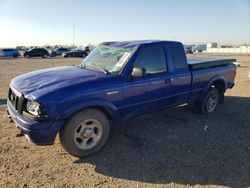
133,46 -> 167,75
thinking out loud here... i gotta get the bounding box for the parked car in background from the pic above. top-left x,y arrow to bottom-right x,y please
1,48 -> 21,58
184,45 -> 193,54
23,48 -> 50,58
62,49 -> 88,58
84,46 -> 91,54
16,46 -> 29,52
0,50 -> 4,57
51,47 -> 70,57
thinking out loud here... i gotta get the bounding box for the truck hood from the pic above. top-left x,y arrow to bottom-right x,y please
11,66 -> 106,98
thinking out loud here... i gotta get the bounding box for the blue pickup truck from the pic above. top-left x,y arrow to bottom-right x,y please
7,40 -> 236,157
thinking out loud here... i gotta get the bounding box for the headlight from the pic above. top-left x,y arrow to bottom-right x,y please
26,100 -> 44,116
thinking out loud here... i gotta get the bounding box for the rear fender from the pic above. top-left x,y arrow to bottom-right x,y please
199,76 -> 226,102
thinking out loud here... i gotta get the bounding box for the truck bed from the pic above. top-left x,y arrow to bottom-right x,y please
188,57 -> 236,70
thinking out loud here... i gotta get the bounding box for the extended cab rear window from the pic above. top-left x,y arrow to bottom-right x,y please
171,45 -> 187,70
133,46 -> 167,75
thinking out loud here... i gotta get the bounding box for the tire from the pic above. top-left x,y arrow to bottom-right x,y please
24,54 -> 30,58
42,54 -> 48,58
197,87 -> 219,114
59,109 -> 110,158
82,54 -> 86,58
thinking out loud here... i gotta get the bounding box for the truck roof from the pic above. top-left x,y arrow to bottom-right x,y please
101,40 -> 182,48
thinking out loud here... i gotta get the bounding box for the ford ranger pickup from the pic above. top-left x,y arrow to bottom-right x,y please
7,40 -> 236,157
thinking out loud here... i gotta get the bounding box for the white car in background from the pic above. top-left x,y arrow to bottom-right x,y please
0,50 -> 4,57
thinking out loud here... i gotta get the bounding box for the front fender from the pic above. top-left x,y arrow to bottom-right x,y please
55,98 -> 120,123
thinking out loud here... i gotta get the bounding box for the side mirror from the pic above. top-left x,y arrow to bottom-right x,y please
131,67 -> 146,77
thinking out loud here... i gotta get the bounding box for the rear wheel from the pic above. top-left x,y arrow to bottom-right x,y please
42,54 -> 48,58
59,109 -> 110,158
197,87 -> 219,114
24,54 -> 30,58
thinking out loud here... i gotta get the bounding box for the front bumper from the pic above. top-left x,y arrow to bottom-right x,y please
7,100 -> 65,145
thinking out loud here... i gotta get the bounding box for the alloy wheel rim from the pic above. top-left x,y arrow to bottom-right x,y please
206,92 -> 218,112
74,119 -> 103,150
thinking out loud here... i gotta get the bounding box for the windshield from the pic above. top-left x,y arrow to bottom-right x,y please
82,44 -> 137,74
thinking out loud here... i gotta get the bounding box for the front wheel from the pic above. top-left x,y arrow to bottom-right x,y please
59,109 -> 110,158
197,87 -> 219,114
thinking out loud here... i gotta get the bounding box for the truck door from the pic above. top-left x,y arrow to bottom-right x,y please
121,45 -> 174,119
169,44 -> 192,105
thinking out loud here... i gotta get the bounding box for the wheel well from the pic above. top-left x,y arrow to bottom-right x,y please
211,80 -> 225,103
212,80 -> 225,92
89,106 -> 113,120
67,106 -> 113,122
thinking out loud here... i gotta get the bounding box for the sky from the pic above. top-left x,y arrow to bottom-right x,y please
0,0 -> 249,47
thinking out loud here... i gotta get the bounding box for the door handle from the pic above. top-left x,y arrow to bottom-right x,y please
165,78 -> 174,84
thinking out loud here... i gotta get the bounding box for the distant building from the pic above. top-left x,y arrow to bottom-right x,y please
206,45 -> 250,54
184,42 -> 218,53
206,42 -> 217,48
240,45 -> 250,49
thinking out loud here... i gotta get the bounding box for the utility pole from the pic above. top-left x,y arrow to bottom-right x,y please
73,22 -> 75,48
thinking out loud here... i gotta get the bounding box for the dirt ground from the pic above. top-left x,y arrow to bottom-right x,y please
0,54 -> 250,188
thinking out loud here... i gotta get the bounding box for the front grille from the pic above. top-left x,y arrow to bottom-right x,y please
8,85 -> 25,114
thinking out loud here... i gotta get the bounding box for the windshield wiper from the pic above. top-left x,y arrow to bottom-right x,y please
85,64 -> 110,74
75,63 -> 86,69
